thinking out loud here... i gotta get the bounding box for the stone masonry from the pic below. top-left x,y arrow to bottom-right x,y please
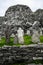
0,44 -> 43,65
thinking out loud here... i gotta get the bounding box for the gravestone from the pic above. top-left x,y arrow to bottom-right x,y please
0,32 -> 2,41
32,30 -> 40,43
10,34 -> 15,37
41,28 -> 43,35
0,25 -> 2,41
14,33 -> 18,44
27,30 -> 30,36
31,21 -> 40,44
0,36 -> 1,41
17,27 -> 24,44
40,29 -> 42,36
11,33 -> 18,44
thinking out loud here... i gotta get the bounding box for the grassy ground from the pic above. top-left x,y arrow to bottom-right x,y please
40,36 -> 43,43
0,35 -> 32,46
0,35 -> 43,47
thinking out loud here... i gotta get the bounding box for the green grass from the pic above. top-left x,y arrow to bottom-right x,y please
24,35 -> 33,45
0,37 -> 6,47
40,36 -> 43,43
0,35 -> 32,46
0,35 -> 43,47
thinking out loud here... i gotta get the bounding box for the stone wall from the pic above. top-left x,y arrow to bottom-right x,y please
0,44 -> 43,65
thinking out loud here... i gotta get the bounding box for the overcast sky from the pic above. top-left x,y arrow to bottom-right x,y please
0,0 -> 43,16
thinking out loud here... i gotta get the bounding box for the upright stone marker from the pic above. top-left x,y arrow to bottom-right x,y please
0,32 -> 2,41
31,21 -> 40,44
17,27 -> 24,44
27,30 -> 30,36
14,33 -> 18,44
0,36 -> 1,41
32,30 -> 40,43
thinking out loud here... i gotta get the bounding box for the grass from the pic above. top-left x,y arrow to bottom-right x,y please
0,37 -> 6,47
24,35 -> 33,45
0,35 -> 43,47
40,36 -> 43,43
0,35 -> 32,46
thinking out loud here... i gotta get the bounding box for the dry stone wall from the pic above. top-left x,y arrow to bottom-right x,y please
0,45 -> 43,65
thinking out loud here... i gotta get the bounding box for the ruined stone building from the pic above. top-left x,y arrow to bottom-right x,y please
0,5 -> 43,37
